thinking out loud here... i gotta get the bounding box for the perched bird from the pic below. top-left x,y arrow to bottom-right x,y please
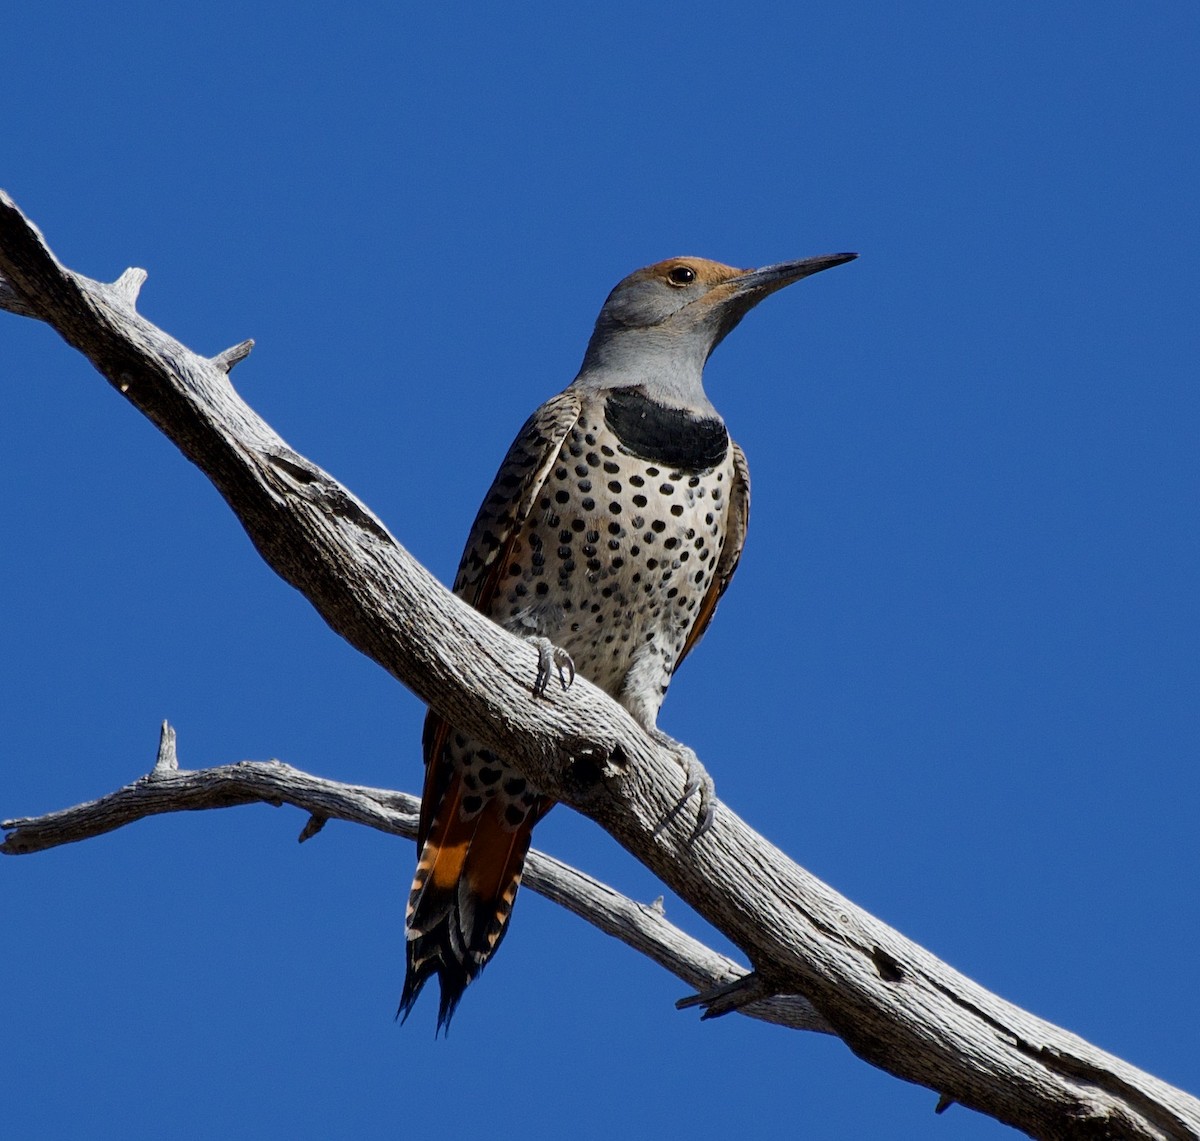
400,252 -> 856,1030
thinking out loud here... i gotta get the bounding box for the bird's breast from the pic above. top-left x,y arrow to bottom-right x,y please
602,387 -> 728,474
490,403 -> 732,701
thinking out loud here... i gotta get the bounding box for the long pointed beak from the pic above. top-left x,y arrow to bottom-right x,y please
732,252 -> 858,301
696,251 -> 857,355
686,249 -> 854,357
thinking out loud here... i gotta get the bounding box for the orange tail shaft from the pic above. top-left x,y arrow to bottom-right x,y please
400,766 -> 547,1031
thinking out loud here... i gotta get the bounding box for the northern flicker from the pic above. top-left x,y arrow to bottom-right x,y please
400,252 -> 856,1030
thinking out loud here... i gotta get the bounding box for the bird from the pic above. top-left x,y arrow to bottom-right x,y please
400,251 -> 856,1031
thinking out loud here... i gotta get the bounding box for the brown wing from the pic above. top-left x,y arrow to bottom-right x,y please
674,439 -> 750,670
450,388 -> 585,610
419,387 -> 583,827
402,390 -> 583,1028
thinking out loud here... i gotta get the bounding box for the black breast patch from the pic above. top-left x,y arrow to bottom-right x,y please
603,388 -> 728,473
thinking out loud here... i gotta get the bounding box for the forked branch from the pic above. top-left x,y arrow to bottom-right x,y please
2,191 -> 1196,1140
0,722 -> 830,1034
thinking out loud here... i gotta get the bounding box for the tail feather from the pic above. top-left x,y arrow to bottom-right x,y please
400,771 -> 547,1032
456,805 -> 532,952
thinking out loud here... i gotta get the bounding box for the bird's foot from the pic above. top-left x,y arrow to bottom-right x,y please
527,636 -> 575,697
650,730 -> 717,839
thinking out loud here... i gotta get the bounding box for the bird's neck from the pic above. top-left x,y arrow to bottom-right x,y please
572,325 -> 717,416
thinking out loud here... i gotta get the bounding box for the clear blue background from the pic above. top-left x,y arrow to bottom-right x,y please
3,4 -> 1197,1138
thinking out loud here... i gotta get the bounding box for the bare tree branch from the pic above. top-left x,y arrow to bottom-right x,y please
2,190 -> 1197,1140
0,722 -> 831,1035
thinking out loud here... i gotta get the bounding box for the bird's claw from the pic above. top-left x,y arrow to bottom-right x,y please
651,734 -> 717,839
529,637 -> 575,697
678,745 -> 717,837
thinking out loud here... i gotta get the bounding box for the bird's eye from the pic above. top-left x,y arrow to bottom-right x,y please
667,265 -> 696,286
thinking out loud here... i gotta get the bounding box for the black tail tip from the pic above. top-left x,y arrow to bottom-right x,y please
397,963 -> 470,1037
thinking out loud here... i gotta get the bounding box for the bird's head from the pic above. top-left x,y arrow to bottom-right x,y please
576,253 -> 856,406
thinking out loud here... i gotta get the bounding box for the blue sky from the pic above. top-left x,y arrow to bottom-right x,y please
3,4 -> 1197,1138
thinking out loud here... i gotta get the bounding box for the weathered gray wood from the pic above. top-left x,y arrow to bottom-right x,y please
0,722 -> 832,1034
2,190 -> 1197,1140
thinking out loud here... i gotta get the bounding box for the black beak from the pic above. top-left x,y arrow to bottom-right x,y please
731,252 -> 858,301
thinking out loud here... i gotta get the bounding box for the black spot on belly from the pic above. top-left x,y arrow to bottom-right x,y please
504,804 -> 527,827
604,388 -> 728,474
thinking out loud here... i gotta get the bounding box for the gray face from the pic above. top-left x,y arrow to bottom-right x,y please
575,259 -> 753,408
597,271 -> 702,329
